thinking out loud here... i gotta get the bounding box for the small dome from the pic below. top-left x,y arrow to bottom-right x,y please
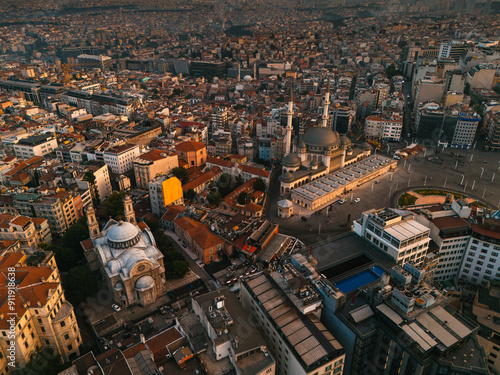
107,221 -> 139,243
135,275 -> 155,291
280,172 -> 294,182
114,281 -> 124,291
278,199 -> 293,208
302,127 -> 340,148
282,153 -> 301,168
298,140 -> 306,149
243,75 -> 252,81
360,142 -> 372,150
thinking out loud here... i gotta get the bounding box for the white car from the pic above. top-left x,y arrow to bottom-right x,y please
111,304 -> 121,312
338,198 -> 345,204
354,198 -> 361,203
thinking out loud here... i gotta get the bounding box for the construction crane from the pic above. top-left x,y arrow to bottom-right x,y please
62,63 -> 79,86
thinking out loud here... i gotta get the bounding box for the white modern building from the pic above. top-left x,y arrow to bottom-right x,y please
103,143 -> 141,174
353,208 -> 431,266
459,221 -> 500,287
451,111 -> 481,148
13,133 -> 58,159
364,113 -> 403,141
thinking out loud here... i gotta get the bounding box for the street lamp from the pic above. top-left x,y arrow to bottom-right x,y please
408,164 -> 411,172
424,176 -> 427,186
472,180 -> 476,190
444,177 -> 447,188
493,173 -> 496,183
461,175 -> 464,185
386,144 -> 390,154
480,167 -> 484,179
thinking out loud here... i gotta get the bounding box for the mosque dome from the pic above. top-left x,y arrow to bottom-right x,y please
107,221 -> 141,249
280,172 -> 294,182
282,153 -> 301,168
360,142 -> 372,150
135,275 -> 155,291
302,127 -> 340,148
277,199 -> 293,208
243,75 -> 252,81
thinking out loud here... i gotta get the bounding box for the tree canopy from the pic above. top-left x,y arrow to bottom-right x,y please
14,347 -> 64,375
63,265 -> 99,305
237,192 -> 249,205
253,178 -> 266,192
152,229 -> 189,279
185,189 -> 196,201
172,166 -> 189,185
207,191 -> 222,206
102,191 -> 126,220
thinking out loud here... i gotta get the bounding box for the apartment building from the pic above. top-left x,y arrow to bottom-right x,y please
75,161 -> 112,204
174,216 -> 228,264
192,289 -> 276,375
0,214 -> 51,247
133,149 -> 178,189
32,192 -> 80,236
364,113 -> 403,141
0,252 -> 82,369
149,176 -> 183,216
459,218 -> 500,287
103,143 -> 141,174
485,111 -> 500,151
241,272 -> 346,375
13,134 -> 58,160
353,208 -> 431,266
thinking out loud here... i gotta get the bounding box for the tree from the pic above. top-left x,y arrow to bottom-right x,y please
62,217 -> 89,252
168,260 -> 189,279
237,192 -> 249,205
185,189 -> 196,201
385,64 -> 402,80
85,171 -> 100,207
40,243 -> 80,273
464,82 -> 471,95
172,166 -> 189,185
493,86 -> 500,95
14,347 -> 64,375
276,95 -> 285,102
64,266 -> 99,305
253,178 -> 266,192
217,173 -> 231,188
102,191 -> 126,220
207,191 -> 222,206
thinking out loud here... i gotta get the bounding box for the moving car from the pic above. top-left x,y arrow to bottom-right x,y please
111,304 -> 121,312
354,198 -> 361,203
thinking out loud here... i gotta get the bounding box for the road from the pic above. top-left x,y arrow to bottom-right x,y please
164,230 -> 218,292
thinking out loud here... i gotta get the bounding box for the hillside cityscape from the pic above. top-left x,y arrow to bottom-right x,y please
0,1 -> 500,375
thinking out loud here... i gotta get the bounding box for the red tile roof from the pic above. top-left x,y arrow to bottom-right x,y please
238,164 -> 270,178
175,141 -> 206,152
182,167 -> 221,191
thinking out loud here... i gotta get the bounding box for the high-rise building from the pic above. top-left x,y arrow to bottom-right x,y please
0,251 -> 82,368
241,270 -> 346,375
353,208 -> 431,267
133,149 -> 178,189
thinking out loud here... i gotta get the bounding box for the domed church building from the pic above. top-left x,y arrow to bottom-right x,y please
81,195 -> 165,307
280,84 -> 372,195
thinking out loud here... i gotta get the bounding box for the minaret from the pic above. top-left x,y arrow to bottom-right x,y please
86,205 -> 100,239
124,195 -> 136,225
285,84 -> 294,155
322,79 -> 331,128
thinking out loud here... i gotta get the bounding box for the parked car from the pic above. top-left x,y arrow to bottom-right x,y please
354,198 -> 361,203
338,198 -> 345,204
111,304 -> 121,312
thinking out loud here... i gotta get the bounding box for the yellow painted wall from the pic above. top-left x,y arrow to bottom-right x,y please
162,177 -> 183,206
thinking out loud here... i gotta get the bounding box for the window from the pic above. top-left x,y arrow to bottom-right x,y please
64,334 -> 69,340
68,344 -> 73,351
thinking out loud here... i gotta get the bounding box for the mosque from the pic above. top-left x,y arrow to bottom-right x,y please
81,195 -> 165,307
280,84 -> 372,195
